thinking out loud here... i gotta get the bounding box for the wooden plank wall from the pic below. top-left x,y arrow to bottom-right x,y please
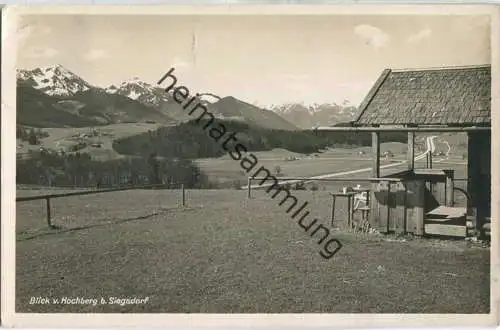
372,181 -> 390,233
371,179 -> 425,235
404,180 -> 425,235
435,182 -> 446,206
370,174 -> 457,235
393,182 -> 408,234
372,181 -> 409,234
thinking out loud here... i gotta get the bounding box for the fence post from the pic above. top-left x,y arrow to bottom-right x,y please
181,184 -> 186,207
247,177 -> 252,199
46,197 -> 52,228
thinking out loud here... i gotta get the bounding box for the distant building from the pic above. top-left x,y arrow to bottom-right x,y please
382,151 -> 394,159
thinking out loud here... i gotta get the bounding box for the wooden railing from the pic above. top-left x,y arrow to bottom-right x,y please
247,176 -> 404,199
16,184 -> 187,228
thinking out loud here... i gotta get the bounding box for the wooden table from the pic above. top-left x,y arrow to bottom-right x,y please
330,188 -> 371,228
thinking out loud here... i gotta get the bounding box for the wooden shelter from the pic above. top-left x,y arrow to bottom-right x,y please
351,64 -> 491,238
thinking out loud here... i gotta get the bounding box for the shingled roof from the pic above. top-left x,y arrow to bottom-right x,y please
353,65 -> 491,127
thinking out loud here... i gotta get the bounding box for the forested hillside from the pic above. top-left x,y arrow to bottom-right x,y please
112,120 -> 408,159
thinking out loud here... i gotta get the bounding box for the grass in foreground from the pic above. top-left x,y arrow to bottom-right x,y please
16,189 -> 489,313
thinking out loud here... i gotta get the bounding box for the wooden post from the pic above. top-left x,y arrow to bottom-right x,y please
477,131 -> 491,239
414,180 -> 425,236
444,169 -> 454,207
370,128 -> 381,227
46,197 -> 52,228
346,196 -> 351,229
247,177 -> 252,199
372,130 -> 380,177
405,181 -> 416,233
394,181 -> 407,234
407,131 -> 415,171
376,181 -> 390,233
181,184 -> 186,207
425,151 -> 434,195
331,195 -> 336,226
467,132 -> 477,232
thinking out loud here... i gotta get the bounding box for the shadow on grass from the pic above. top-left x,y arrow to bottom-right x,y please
16,206 -> 200,242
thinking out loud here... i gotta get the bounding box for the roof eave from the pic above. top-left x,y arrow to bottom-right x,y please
352,68 -> 392,126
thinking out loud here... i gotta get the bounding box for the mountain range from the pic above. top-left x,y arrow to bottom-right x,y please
16,64 -> 358,129
270,102 -> 358,129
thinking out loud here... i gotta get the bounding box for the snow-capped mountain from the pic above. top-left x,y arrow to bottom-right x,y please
104,78 -> 195,121
269,102 -> 359,128
104,81 -> 232,122
266,99 -> 354,113
17,64 -> 93,97
105,80 -> 222,108
105,77 -> 172,107
16,65 -> 175,127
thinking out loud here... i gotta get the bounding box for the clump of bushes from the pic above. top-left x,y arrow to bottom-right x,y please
16,126 -> 49,145
230,179 -> 244,190
294,182 -> 307,190
69,142 -> 87,152
274,165 -> 285,177
310,183 -> 319,191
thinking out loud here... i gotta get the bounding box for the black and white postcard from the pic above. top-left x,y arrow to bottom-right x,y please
1,4 -> 499,328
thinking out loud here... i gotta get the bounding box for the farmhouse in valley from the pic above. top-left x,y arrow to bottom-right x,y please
345,65 -> 491,238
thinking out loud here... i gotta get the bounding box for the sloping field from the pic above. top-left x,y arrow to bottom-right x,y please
16,187 -> 489,313
195,145 -> 404,185
17,123 -> 162,161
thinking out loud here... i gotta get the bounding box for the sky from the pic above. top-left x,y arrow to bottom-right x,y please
17,14 -> 490,107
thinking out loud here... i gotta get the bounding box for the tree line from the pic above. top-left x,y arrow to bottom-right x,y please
16,149 -> 212,189
17,125 -> 49,145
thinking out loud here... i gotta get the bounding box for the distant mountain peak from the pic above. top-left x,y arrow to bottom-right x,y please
219,95 -> 242,104
17,64 -> 92,97
105,77 -> 170,105
197,93 -> 222,104
341,99 -> 354,107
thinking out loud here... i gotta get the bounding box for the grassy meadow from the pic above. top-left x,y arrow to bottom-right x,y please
16,187 -> 489,313
195,142 -> 411,185
15,147 -> 487,313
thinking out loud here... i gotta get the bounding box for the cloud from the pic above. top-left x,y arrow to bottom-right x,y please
354,24 -> 390,49
16,25 -> 34,47
24,47 -> 59,59
83,49 -> 109,61
407,28 -> 432,44
16,24 -> 51,42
